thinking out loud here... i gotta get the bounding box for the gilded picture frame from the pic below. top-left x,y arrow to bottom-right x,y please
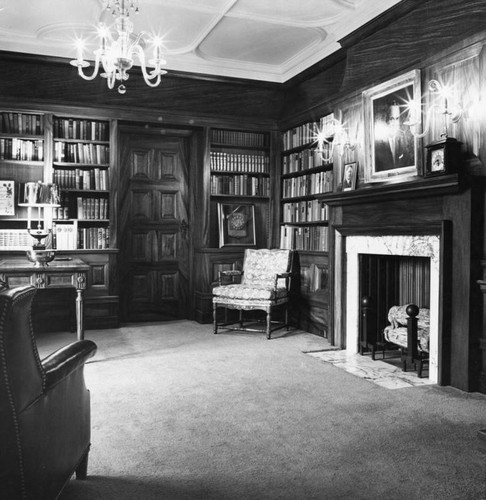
363,69 -> 421,183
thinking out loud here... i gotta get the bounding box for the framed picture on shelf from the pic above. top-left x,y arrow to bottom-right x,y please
218,203 -> 256,248
0,180 -> 15,216
341,162 -> 358,191
363,69 -> 421,183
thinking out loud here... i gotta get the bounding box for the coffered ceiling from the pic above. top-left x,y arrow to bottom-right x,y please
0,0 -> 402,83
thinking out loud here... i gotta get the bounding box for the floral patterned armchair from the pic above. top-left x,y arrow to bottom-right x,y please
212,249 -> 293,339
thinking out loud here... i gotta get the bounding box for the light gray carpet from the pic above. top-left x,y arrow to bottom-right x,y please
36,322 -> 486,500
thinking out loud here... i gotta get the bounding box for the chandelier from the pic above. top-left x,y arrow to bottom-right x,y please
70,0 -> 167,94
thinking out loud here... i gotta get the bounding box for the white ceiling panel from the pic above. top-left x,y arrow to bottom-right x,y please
199,17 -> 325,65
0,0 -> 403,83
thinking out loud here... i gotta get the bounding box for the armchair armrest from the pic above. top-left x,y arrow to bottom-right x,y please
275,271 -> 292,290
42,340 -> 97,390
218,269 -> 243,286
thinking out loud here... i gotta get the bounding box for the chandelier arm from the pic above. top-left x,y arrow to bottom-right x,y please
75,55 -> 102,81
106,71 -> 116,89
133,45 -> 165,86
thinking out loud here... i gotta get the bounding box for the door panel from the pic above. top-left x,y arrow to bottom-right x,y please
119,128 -> 191,322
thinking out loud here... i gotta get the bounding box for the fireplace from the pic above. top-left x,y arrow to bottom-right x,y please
336,232 -> 441,383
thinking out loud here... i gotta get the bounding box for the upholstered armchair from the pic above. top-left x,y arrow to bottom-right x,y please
0,285 -> 97,500
213,248 -> 293,339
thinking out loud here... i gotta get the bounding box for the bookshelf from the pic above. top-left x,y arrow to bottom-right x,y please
0,111 -> 46,250
52,116 -> 110,250
210,128 -> 270,198
280,114 -> 335,337
209,128 -> 271,248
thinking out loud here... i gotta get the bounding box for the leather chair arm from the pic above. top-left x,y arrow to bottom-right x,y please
42,340 -> 97,390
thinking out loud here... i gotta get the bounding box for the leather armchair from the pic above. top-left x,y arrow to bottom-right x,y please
0,285 -> 97,499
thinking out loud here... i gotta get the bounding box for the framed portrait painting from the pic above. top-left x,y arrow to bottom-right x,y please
363,69 -> 421,183
218,203 -> 256,248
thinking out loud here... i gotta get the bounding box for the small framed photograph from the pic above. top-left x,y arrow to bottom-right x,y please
342,162 -> 358,191
0,180 -> 15,216
218,203 -> 256,247
425,137 -> 462,177
363,69 -> 421,183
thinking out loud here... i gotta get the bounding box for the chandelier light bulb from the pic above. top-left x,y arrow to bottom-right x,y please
70,0 -> 167,93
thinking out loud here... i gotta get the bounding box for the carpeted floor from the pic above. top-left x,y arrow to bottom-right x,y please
37,322 -> 486,500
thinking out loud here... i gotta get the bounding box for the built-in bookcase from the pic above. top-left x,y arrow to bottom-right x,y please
209,127 -> 271,249
0,111 -> 46,250
52,116 -> 110,250
280,114 -> 335,337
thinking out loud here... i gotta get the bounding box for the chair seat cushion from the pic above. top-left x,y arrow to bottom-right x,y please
213,284 -> 288,301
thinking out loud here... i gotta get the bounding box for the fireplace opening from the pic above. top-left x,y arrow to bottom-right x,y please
342,233 -> 441,383
358,254 -> 431,375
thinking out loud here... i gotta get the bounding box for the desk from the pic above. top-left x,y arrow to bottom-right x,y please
0,257 -> 89,340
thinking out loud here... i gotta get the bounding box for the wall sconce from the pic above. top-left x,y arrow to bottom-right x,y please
405,79 -> 464,177
313,119 -> 356,163
405,79 -> 463,139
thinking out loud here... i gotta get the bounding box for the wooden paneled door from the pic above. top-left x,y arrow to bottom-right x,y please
118,126 -> 193,322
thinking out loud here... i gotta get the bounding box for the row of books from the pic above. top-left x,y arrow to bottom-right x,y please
20,182 -> 60,205
282,200 -> 329,223
77,227 -> 110,250
282,170 -> 334,198
280,224 -> 329,252
282,145 -> 331,174
53,168 -> 109,190
0,138 -> 44,161
52,222 -> 77,250
54,142 -> 109,165
210,151 -> 269,173
53,221 -> 110,250
282,113 -> 334,151
211,129 -> 268,148
211,175 -> 270,197
53,118 -> 109,142
0,113 -> 44,136
0,229 -> 31,249
76,197 -> 109,220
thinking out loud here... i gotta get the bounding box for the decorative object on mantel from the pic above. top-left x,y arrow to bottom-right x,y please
70,0 -> 167,94
424,137 -> 463,177
363,70 -> 421,184
18,181 -> 60,267
341,162 -> 358,191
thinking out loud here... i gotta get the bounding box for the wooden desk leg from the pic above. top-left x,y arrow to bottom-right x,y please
76,289 -> 84,341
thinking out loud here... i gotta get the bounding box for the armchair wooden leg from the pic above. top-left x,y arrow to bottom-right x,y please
266,310 -> 271,339
213,303 -> 218,334
285,305 -> 289,330
75,448 -> 89,480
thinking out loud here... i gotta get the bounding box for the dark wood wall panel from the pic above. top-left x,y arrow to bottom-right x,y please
0,53 -> 284,124
281,0 -> 486,126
